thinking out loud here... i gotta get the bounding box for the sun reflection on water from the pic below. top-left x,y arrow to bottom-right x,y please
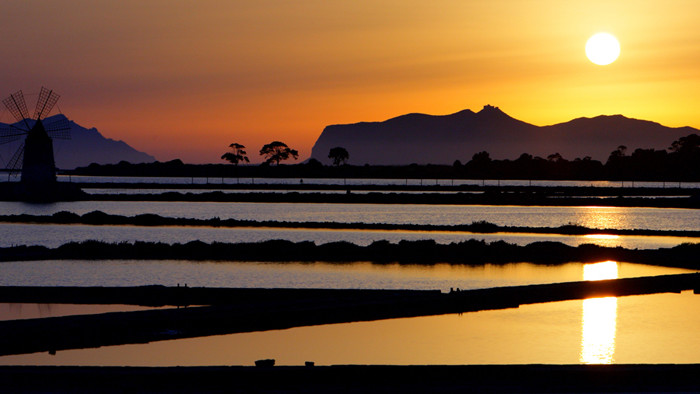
583,234 -> 620,240
577,206 -> 628,230
580,261 -> 618,364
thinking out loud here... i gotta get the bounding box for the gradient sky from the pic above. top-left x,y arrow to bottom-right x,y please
2,0 -> 699,163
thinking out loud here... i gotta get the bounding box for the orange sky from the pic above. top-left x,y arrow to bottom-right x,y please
2,0 -> 699,163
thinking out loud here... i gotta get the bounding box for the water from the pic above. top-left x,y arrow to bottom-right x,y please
0,304 -> 161,321
83,188 -> 352,195
0,259 -> 691,290
0,223 -> 696,250
2,193 -> 699,366
57,175 -> 700,189
82,188 -> 486,195
2,289 -> 699,365
1,202 -> 699,231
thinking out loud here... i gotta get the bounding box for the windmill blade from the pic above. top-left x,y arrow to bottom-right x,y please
0,123 -> 27,145
34,87 -> 60,120
2,91 -> 30,127
44,116 -> 71,140
6,142 -> 24,178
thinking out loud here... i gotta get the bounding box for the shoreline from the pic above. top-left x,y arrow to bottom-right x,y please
76,191 -> 700,208
3,239 -> 700,269
3,181 -> 700,207
3,211 -> 700,238
1,274 -> 698,356
3,364 -> 700,393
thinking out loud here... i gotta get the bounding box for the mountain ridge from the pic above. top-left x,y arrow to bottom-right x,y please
310,106 -> 698,165
0,114 -> 156,170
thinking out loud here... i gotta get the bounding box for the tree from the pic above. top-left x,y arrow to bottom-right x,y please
328,146 -> 349,166
670,134 -> 700,154
221,143 -> 249,165
471,151 -> 491,164
259,141 -> 298,165
547,152 -> 564,162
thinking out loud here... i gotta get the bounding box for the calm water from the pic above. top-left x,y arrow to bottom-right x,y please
2,264 -> 699,365
3,195 -> 699,366
57,175 -> 700,189
1,201 -> 698,231
0,304 -> 160,321
0,259 -> 692,290
82,188 -> 487,195
0,223 -> 696,250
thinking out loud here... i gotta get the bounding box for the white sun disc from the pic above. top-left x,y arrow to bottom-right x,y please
586,33 -> 620,65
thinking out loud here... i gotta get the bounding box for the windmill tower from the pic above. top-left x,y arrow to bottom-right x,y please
0,87 -> 71,185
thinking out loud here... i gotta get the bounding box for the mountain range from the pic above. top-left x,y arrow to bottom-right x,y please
310,105 -> 699,165
1,115 -> 155,170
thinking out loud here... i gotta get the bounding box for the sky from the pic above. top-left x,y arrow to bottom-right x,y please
1,0 -> 699,164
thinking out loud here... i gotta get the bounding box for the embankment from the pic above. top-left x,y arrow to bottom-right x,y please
3,239 -> 700,269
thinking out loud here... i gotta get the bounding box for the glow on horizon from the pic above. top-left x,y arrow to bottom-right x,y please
1,1 -> 699,163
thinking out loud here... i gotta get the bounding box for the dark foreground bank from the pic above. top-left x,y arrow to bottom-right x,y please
5,239 -> 700,269
4,364 -> 700,393
2,274 -> 697,356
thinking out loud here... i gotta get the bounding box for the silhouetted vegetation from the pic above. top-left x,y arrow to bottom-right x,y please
3,239 -> 700,269
259,141 -> 299,166
328,146 -> 349,166
5,211 -> 700,238
220,143 -> 249,165
69,133 -> 700,182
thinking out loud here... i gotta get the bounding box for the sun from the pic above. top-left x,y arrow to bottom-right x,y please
586,33 -> 620,66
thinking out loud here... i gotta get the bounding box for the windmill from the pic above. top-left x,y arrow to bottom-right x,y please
0,87 -> 71,184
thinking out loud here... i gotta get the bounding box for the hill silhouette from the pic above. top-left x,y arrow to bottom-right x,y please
0,115 -> 155,170
310,105 -> 698,165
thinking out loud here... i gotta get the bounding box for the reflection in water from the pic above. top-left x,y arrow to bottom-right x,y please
580,261 -> 618,364
582,234 -> 622,248
577,206 -> 629,230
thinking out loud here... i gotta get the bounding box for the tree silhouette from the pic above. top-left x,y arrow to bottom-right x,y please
547,152 -> 564,162
221,143 -> 249,165
328,146 -> 349,166
471,151 -> 491,164
670,134 -> 700,154
259,141 -> 299,165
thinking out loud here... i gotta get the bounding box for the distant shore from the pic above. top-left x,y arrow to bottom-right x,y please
73,189 -> 700,208
3,179 -> 700,206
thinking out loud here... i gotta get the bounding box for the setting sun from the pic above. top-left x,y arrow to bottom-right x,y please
586,33 -> 621,65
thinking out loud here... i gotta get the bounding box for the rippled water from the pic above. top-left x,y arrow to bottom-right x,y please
2,201 -> 699,231
0,223 -> 696,250
0,259 -> 692,290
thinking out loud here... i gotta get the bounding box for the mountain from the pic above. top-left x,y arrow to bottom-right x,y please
310,105 -> 699,165
1,115 -> 156,170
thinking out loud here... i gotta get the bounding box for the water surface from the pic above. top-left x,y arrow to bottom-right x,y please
1,202 -> 698,231
2,291 -> 699,366
0,304 -> 160,321
57,175 -> 700,189
0,222 -> 696,250
1,261 -> 697,365
0,260 -> 691,290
